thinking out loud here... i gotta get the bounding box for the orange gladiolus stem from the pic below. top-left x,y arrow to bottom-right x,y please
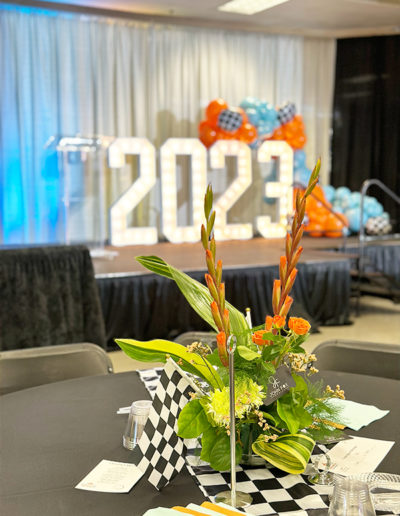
273,159 -> 320,316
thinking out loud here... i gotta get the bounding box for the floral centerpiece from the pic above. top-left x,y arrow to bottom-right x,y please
116,159 -> 345,475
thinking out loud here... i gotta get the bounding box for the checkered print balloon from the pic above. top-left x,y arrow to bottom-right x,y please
277,102 -> 296,125
217,109 -> 243,132
365,215 -> 392,235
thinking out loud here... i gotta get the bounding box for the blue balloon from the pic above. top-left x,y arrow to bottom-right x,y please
258,101 -> 278,123
332,204 -> 344,214
365,200 -> 384,218
294,167 -> 311,186
245,107 -> 260,126
294,150 -> 306,169
322,185 -> 335,203
258,121 -> 274,136
239,97 -> 260,110
334,186 -> 351,203
349,192 -> 361,207
363,196 -> 376,216
345,207 -> 369,233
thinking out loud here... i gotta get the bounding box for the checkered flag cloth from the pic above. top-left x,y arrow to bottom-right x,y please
277,102 -> 296,125
217,109 -> 243,132
133,359 -> 200,490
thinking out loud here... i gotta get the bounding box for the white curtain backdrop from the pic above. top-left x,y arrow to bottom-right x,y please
0,5 -> 336,245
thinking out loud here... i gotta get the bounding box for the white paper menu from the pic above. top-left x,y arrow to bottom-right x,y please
75,460 -> 144,493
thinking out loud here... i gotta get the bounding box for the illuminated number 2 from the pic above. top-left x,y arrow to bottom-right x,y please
108,138 -> 157,245
256,140 -> 293,238
209,140 -> 253,241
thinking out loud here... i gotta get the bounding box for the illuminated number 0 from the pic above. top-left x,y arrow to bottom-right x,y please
209,140 -> 253,241
108,138 -> 157,245
256,141 -> 293,238
160,138 -> 207,243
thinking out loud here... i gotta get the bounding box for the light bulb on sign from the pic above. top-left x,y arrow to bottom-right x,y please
255,140 -> 293,239
160,138 -> 207,244
209,140 -> 253,241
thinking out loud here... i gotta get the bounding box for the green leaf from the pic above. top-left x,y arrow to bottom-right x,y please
261,362 -> 276,376
177,399 -> 211,438
206,431 -> 242,471
252,433 -> 315,474
135,255 -> 249,343
277,396 -> 300,434
237,346 -> 260,361
204,184 -> 213,220
261,345 -> 281,361
200,427 -> 219,463
261,332 -> 283,343
115,338 -> 224,390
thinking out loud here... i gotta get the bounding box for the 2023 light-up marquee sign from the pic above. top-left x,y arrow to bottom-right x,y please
108,138 -> 293,245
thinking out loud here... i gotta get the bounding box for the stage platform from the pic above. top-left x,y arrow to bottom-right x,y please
93,237 -> 356,348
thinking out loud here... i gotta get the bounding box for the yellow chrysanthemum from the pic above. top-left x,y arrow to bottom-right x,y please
206,378 -> 264,427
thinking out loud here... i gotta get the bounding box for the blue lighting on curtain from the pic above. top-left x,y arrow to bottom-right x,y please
0,4 -> 71,245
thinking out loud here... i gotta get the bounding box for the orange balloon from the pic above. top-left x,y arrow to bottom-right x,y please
268,126 -> 284,140
206,98 -> 228,125
198,121 -> 218,148
239,122 -> 257,143
324,212 -> 348,238
305,222 -> 324,238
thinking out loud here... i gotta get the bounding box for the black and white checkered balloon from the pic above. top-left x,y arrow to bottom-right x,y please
217,109 -> 243,132
365,216 -> 392,236
277,102 -> 296,125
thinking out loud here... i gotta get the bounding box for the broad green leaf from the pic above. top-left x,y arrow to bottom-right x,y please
136,255 -> 249,344
277,396 -> 300,434
200,427 -> 219,463
207,431 -> 242,471
292,374 -> 309,399
115,338 -> 224,390
237,346 -> 260,361
277,395 -> 313,433
252,433 -> 315,474
177,399 -> 211,438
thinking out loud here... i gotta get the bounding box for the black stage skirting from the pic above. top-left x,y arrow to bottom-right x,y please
97,259 -> 351,349
342,243 -> 400,282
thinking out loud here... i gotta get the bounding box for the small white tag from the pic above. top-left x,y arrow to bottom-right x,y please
75,459 -> 144,493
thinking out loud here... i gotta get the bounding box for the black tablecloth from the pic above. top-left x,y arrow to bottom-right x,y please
1,370 -> 398,516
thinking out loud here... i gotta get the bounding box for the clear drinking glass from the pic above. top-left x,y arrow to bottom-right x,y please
328,478 -> 376,516
122,400 -> 152,450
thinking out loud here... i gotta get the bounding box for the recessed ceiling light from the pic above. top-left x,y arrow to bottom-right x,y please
218,0 -> 289,15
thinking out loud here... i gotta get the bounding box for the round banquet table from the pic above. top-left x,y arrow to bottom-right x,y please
0,370 -> 399,516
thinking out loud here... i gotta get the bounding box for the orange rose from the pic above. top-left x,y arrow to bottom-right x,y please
273,315 -> 286,329
265,315 -> 285,331
252,330 -> 271,346
288,317 -> 311,335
